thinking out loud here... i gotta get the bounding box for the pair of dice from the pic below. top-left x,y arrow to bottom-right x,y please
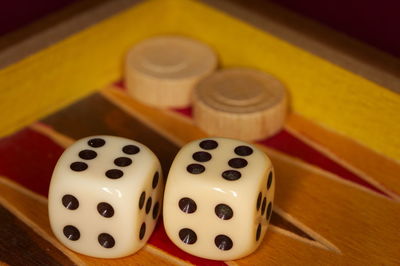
48,136 -> 275,261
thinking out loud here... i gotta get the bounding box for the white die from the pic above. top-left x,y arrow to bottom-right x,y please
163,138 -> 275,260
48,136 -> 163,258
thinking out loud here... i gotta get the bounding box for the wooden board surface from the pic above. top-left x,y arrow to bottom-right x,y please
0,0 -> 399,162
0,0 -> 399,265
0,86 -> 399,265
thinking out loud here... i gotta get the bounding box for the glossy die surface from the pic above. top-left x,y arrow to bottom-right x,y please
163,138 -> 275,260
48,136 -> 163,258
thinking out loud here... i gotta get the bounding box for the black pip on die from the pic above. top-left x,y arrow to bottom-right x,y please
163,138 -> 275,260
48,136 -> 163,258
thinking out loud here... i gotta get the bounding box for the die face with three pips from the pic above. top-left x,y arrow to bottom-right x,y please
48,136 -> 163,258
48,136 -> 274,260
163,138 -> 275,261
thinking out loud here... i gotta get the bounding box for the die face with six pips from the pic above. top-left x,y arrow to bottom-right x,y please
163,138 -> 275,261
48,136 -> 163,258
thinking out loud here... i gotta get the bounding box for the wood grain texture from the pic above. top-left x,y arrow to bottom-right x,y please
105,88 -> 388,197
1,0 -> 399,163
0,1 -> 398,264
37,89 -> 333,264
37,115 -> 318,247
203,0 -> 400,93
101,87 -> 400,265
0,177 -> 84,265
40,93 -> 226,265
1,0 -> 398,91
0,0 -> 142,67
102,89 -> 338,246
257,129 -> 389,197
41,93 -> 178,176
285,113 -> 400,199
30,123 -> 75,147
0,0 -> 168,138
0,204 -> 74,266
1,86 -> 399,264
0,176 -> 193,266
260,147 -> 400,265
40,90 -> 316,244
164,0 -> 400,161
0,127 -> 65,197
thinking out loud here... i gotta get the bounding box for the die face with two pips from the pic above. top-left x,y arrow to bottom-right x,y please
163,138 -> 275,261
48,136 -> 163,258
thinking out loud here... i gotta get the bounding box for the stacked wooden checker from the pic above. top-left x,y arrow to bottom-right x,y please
125,35 -> 287,140
193,68 -> 287,141
125,35 -> 218,108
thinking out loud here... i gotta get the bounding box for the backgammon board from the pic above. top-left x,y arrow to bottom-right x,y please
0,0 -> 399,265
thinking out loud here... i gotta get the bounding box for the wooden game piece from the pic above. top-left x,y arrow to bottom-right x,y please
193,68 -> 287,141
125,35 -> 218,108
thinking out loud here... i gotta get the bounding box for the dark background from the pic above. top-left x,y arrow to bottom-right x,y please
0,0 -> 399,57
